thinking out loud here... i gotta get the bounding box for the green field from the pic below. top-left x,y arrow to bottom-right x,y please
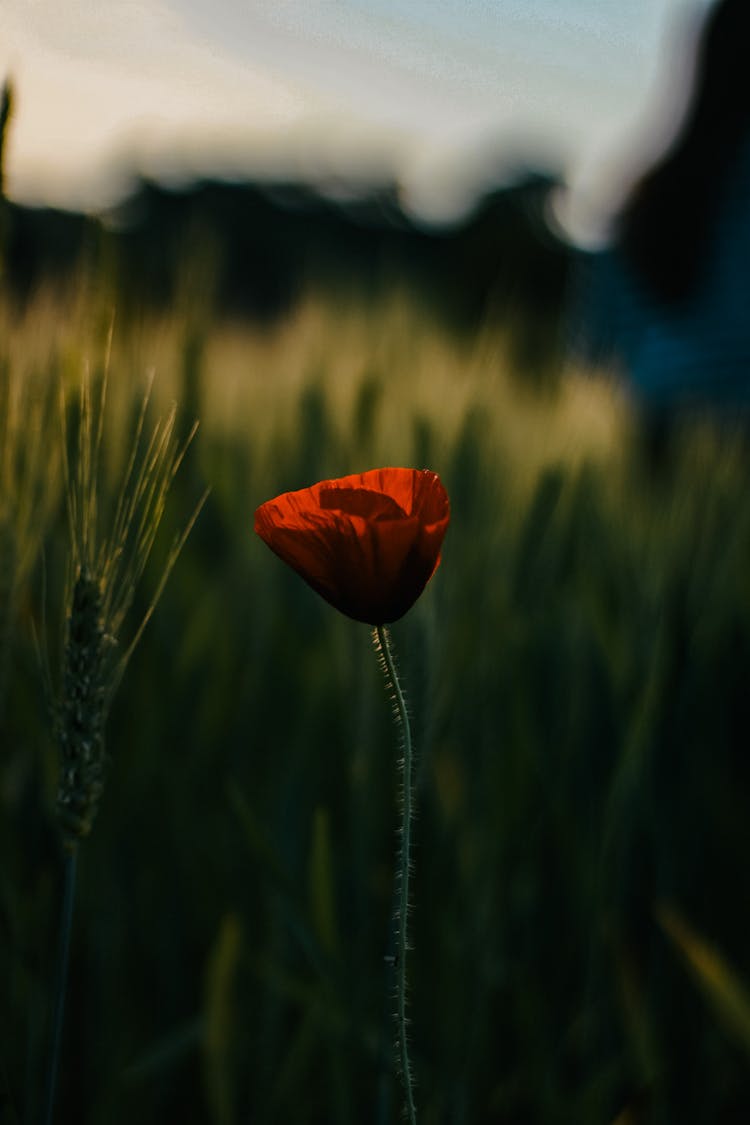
3,281 -> 750,1125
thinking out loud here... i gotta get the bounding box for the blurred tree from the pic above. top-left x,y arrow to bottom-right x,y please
0,76 -> 13,194
0,76 -> 15,277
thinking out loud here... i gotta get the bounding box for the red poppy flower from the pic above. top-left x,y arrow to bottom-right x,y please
255,468 -> 450,624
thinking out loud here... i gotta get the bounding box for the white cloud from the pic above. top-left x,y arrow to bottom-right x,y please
0,0 -> 705,213
2,0 -> 329,204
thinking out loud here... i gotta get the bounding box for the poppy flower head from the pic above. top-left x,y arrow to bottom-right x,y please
255,467 -> 450,624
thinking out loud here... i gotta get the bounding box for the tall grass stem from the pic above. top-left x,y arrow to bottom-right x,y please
373,625 -> 417,1125
43,846 -> 77,1125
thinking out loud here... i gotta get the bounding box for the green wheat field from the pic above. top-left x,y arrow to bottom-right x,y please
3,275 -> 750,1125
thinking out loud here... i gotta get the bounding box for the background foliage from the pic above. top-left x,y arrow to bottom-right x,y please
2,269 -> 750,1125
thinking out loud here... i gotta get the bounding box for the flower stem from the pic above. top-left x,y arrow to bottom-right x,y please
373,625 -> 417,1125
43,845 -> 77,1125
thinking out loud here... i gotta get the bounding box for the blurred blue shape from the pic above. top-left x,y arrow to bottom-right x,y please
572,0 -> 750,419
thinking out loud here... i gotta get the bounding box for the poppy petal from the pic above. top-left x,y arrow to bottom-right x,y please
254,468 -> 449,624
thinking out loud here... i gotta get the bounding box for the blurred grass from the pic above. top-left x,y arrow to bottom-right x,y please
2,279 -> 750,1125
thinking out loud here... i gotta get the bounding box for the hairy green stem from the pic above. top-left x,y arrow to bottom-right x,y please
374,625 -> 417,1125
43,846 -> 77,1125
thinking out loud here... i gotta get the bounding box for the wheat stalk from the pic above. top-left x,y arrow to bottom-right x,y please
53,356 -> 207,845
43,351 -> 206,1125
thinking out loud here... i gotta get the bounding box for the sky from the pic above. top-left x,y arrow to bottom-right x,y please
1,0 -> 710,231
